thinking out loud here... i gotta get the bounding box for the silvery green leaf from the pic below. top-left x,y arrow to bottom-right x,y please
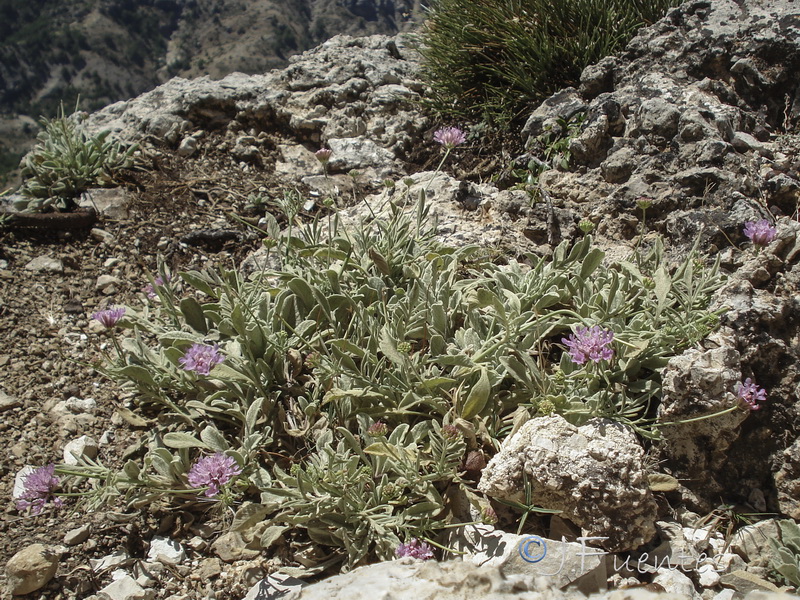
122,460 -> 141,480
180,297 -> 207,334
200,426 -> 229,451
461,368 -> 490,419
653,266 -> 671,317
245,399 -> 262,434
163,432 -> 208,449
231,502 -> 271,532
369,248 -> 391,275
179,271 -> 216,296
288,277 -> 315,307
116,365 -> 156,386
261,525 -> 289,549
379,327 -> 405,365
579,248 -> 605,279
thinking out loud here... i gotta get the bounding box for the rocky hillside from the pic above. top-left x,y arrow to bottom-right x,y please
0,0 -> 422,183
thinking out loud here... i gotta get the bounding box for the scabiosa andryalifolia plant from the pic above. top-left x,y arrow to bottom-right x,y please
13,106 -> 136,212
418,0 -> 681,125
737,378 -> 767,411
179,343 -> 225,375
562,325 -> 615,365
187,453 -> 242,497
433,127 -> 466,149
744,219 -> 777,249
80,188 -> 726,572
16,464 -> 63,514
92,306 -> 126,328
396,538 -> 435,560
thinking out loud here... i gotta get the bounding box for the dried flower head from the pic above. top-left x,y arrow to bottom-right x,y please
737,378 -> 767,411
179,343 -> 225,375
562,325 -> 614,365
433,127 -> 466,149
187,453 -> 242,497
395,538 -> 435,560
16,464 -> 63,514
315,148 -> 332,164
441,424 -> 461,442
367,421 -> 389,437
481,505 -> 498,525
743,219 -> 777,248
92,306 -> 125,328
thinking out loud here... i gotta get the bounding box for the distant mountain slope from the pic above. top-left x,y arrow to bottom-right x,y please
0,0 -> 423,182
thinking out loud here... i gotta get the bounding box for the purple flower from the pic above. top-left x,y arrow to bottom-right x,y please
187,453 -> 242,497
737,378 -> 767,411
315,148 -> 332,164
395,538 -> 435,560
433,127 -> 466,149
562,325 -> 615,365
92,306 -> 125,328
743,219 -> 777,248
16,464 -> 63,514
179,343 -> 224,375
143,275 -> 168,300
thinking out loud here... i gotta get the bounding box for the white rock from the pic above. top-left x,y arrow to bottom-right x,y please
98,575 -> 154,600
711,589 -> 736,600
91,551 -> 130,573
24,255 -> 64,273
146,536 -> 186,565
12,466 -> 35,500
698,562 -> 721,587
63,435 -> 99,465
96,274 -> 122,294
451,524 -> 607,594
244,573 -> 305,600
79,188 -> 131,219
478,414 -> 656,552
653,567 -> 701,599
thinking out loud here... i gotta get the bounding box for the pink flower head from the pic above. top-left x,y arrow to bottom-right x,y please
92,306 -> 125,328
143,275 -> 169,300
743,219 -> 777,247
395,538 -> 435,560
315,148 -> 332,164
179,343 -> 224,375
433,127 -> 466,149
187,453 -> 242,497
562,325 -> 615,365
737,378 -> 767,411
16,464 -> 63,514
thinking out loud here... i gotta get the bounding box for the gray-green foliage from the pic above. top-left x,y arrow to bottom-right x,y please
771,519 -> 800,586
14,108 -> 136,212
90,190 -> 723,570
419,0 -> 680,124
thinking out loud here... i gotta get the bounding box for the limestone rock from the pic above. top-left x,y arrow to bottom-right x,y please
63,435 -> 99,465
450,524 -> 606,594
282,559 -> 553,600
79,188 -> 131,220
478,414 -> 657,552
24,255 -> 64,273
98,575 -> 155,600
5,544 -> 61,595
656,329 -> 745,505
146,536 -> 186,565
0,388 -> 20,412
